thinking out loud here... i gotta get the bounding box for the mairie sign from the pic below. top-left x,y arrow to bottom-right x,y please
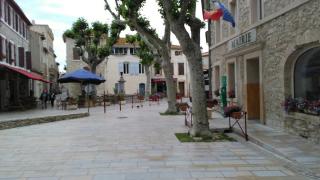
228,29 -> 256,51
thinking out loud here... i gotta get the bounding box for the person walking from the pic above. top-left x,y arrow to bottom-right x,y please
40,89 -> 49,109
50,92 -> 56,108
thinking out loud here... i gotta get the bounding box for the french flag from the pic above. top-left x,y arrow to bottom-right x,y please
203,0 -> 236,28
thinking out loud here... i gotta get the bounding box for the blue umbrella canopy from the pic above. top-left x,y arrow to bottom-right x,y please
58,69 -> 105,85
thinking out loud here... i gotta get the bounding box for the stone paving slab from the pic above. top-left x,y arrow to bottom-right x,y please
0,103 -> 311,180
210,111 -> 320,179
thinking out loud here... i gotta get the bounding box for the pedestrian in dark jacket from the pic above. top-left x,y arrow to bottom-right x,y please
40,89 -> 49,109
50,92 -> 56,108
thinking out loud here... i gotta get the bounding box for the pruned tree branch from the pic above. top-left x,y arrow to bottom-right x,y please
104,0 -> 118,19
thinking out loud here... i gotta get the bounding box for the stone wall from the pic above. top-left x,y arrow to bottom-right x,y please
209,0 -> 320,143
284,113 -> 320,144
257,0 -> 320,129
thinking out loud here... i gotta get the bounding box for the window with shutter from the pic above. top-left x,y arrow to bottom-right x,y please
73,47 -> 80,60
0,36 -> 3,60
123,62 -> 129,74
18,47 -> 24,67
5,40 -> 9,63
118,62 -> 123,74
178,63 -> 184,75
7,5 -> 10,25
13,44 -> 16,65
26,51 -> 31,70
8,42 -> 11,63
0,0 -> 2,20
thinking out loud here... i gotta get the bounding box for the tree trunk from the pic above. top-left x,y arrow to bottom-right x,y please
162,58 -> 177,113
188,56 -> 211,137
145,65 -> 151,99
169,25 -> 211,137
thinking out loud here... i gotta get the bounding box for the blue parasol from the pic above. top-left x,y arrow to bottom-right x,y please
58,69 -> 105,85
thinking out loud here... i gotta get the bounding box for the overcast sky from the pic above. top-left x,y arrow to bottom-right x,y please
15,0 -> 208,71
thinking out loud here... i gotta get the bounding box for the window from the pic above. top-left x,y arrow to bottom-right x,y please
227,62 -> 236,98
0,0 -> 2,19
294,47 -> 320,101
72,47 -> 80,60
7,5 -> 10,25
250,0 -> 263,24
123,62 -> 129,74
15,14 -> 18,31
139,64 -> 144,74
214,65 -> 220,91
0,35 -> 5,60
155,68 -> 161,75
178,63 -> 184,75
18,47 -> 24,67
215,20 -> 221,43
113,47 -> 127,55
175,51 -> 182,56
130,48 -> 140,55
4,1 -> 7,22
229,0 -> 237,35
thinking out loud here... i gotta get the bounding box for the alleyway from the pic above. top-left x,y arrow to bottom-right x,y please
0,102 -> 310,180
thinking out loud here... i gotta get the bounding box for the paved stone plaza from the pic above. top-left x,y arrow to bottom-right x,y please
0,102 -> 311,180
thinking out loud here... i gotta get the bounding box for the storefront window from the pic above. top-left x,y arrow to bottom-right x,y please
294,47 -> 320,101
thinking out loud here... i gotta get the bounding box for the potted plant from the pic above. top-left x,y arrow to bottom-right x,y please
67,97 -> 78,110
214,89 -> 220,97
176,102 -> 189,112
228,90 -> 236,99
224,105 -> 242,118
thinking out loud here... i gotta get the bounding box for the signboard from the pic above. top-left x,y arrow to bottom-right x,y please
228,29 -> 257,51
220,76 -> 227,108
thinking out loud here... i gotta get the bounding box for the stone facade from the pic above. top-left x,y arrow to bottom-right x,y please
30,24 -> 59,97
208,0 -> 320,143
0,0 -> 32,111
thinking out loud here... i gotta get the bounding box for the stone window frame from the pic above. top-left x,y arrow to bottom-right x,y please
0,34 -> 6,60
250,0 -> 264,25
213,61 -> 221,92
283,42 -> 320,99
228,0 -> 238,36
226,58 -> 238,99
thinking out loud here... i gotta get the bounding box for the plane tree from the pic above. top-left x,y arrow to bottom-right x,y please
105,0 -> 178,114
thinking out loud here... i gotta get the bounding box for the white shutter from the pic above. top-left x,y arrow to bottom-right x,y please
118,62 -> 123,74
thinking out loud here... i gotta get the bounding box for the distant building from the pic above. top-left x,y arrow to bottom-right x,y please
205,0 -> 320,143
151,45 -> 190,97
64,38 -> 191,98
30,24 -> 59,97
64,37 -> 146,97
0,0 -> 46,111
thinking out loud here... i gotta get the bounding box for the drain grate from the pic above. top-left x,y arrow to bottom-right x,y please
117,116 -> 128,119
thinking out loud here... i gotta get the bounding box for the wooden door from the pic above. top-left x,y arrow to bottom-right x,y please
179,82 -> 185,97
247,83 -> 260,120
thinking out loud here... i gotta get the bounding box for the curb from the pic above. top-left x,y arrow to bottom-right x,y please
0,113 -> 89,130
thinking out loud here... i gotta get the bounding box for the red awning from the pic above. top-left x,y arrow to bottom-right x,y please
0,63 -> 51,83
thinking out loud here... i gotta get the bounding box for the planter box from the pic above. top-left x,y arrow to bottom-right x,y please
67,104 -> 78,110
120,101 -> 126,105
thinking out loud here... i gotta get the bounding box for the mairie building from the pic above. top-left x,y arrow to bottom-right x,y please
205,0 -> 320,144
